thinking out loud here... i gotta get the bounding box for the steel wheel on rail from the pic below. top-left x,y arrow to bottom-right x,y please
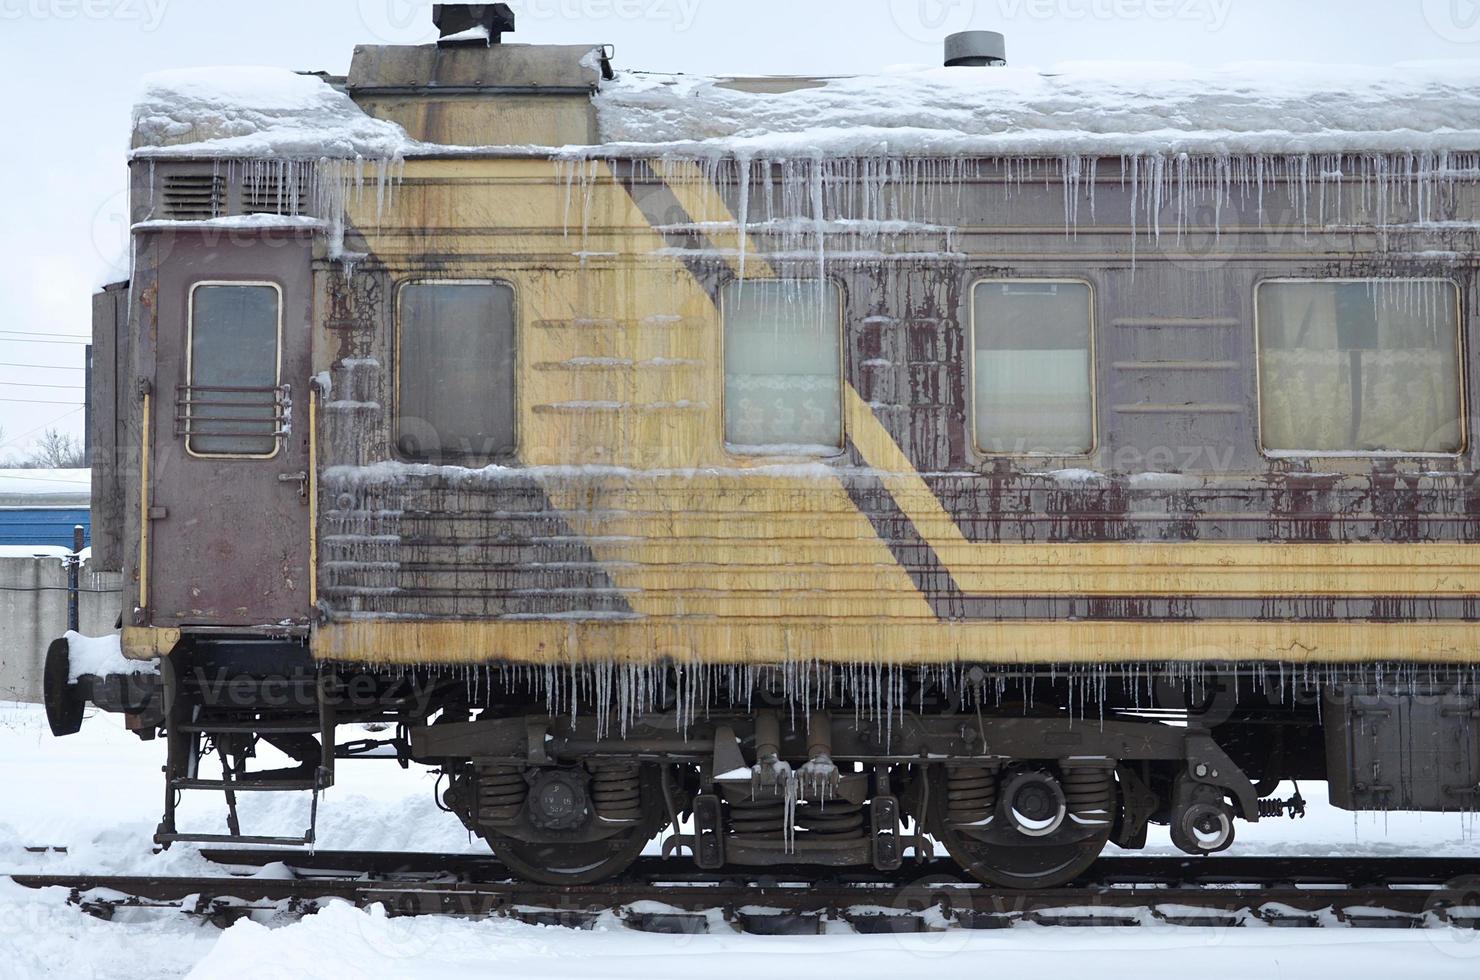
928,762 -> 1117,889
484,823 -> 662,886
463,763 -> 669,887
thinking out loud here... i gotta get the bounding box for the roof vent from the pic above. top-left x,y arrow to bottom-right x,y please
243,173 -> 309,217
162,174 -> 224,221
433,3 -> 515,47
944,31 -> 1007,68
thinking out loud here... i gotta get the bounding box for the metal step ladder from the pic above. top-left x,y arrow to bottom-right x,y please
155,670 -> 337,848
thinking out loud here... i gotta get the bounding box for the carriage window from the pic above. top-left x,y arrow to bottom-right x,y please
972,281 -> 1095,455
1258,280 -> 1463,454
187,283 -> 281,457
397,282 -> 517,462
723,280 -> 843,453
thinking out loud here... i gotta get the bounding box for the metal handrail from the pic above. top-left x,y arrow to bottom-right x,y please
174,382 -> 292,442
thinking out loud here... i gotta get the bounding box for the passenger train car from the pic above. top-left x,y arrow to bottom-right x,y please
47,5 -> 1480,887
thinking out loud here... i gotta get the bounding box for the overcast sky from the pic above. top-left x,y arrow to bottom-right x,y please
0,0 -> 1476,458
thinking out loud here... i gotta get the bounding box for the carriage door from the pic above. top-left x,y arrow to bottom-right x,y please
146,235 -> 314,627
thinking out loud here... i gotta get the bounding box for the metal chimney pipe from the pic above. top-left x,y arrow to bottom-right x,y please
433,4 -> 516,47
945,31 -> 1008,68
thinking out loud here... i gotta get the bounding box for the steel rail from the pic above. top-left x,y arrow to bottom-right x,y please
9,856 -> 1480,932
190,850 -> 1480,889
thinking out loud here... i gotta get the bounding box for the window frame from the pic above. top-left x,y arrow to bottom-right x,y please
393,277 -> 522,466
184,279 -> 285,461
968,276 -> 1099,459
718,276 -> 848,460
1253,276 -> 1468,459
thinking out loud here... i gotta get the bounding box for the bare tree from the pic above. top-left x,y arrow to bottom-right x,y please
22,429 -> 87,469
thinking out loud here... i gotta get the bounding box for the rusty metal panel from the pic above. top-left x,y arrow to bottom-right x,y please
1325,685 -> 1480,810
115,155 -> 1480,665
347,43 -> 604,92
347,43 -> 603,146
289,156 -> 1480,665
89,281 -> 131,574
141,227 -> 316,627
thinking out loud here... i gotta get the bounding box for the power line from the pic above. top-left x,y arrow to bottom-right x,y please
0,398 -> 82,406
0,586 -> 122,595
0,330 -> 91,341
0,338 -> 90,348
1,382 -> 85,391
0,407 -> 84,451
0,363 -> 84,372
0,476 -> 89,488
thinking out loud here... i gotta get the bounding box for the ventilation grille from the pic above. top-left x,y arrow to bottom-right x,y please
243,174 -> 310,216
162,174 -> 225,221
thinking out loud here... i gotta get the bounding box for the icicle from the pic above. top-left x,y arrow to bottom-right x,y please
735,154 -> 751,283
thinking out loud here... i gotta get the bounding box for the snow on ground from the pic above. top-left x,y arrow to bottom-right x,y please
1,700 -> 1478,978
189,905 -> 1480,980
0,878 -> 220,980
0,702 -> 480,877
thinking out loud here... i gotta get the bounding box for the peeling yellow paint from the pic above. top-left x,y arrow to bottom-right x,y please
318,158 -> 1480,668
846,384 -> 1480,596
122,626 -> 180,662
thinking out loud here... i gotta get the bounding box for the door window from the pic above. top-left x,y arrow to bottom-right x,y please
187,282 -> 282,457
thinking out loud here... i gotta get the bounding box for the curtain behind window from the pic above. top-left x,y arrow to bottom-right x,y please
723,280 -> 842,452
973,281 -> 1094,455
1259,281 -> 1462,454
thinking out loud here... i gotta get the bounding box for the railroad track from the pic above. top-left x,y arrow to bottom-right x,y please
9,853 -> 1480,933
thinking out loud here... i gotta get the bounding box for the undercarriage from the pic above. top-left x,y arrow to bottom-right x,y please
43,638 -> 1480,889
418,703 -> 1258,887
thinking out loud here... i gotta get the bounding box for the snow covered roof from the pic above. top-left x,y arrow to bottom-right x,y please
594,61 -> 1480,158
132,67 -> 411,158
129,57 -> 1480,160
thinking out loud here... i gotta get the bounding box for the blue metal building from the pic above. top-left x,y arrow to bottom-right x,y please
0,470 -> 91,550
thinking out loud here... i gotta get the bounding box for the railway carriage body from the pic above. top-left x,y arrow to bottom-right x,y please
52,10 -> 1480,885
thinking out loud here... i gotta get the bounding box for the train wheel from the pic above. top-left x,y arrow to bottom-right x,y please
485,823 -> 660,886
480,764 -> 667,886
930,764 -> 1116,889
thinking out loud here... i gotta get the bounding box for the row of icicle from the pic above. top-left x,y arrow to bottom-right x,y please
346,657 -> 1480,742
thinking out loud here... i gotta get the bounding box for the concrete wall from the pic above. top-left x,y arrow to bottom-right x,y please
0,552 -> 125,703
